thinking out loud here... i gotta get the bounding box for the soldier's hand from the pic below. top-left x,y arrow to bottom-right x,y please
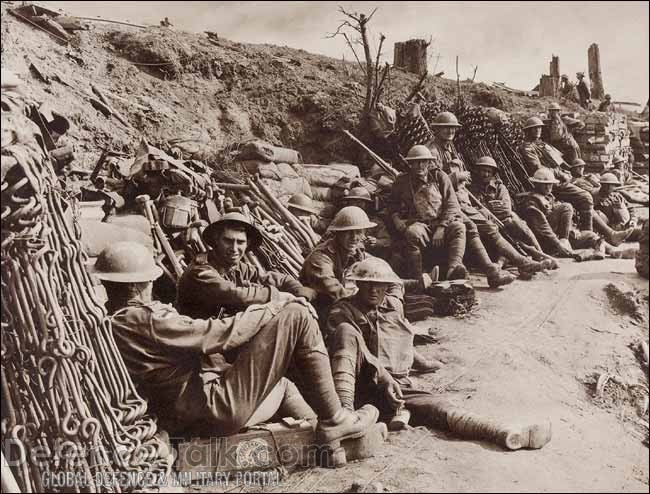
457,171 -> 472,184
381,376 -> 405,410
294,286 -> 317,302
431,226 -> 446,248
364,235 -> 378,247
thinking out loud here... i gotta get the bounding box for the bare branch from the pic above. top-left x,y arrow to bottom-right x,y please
471,65 -> 479,83
425,35 -> 433,48
365,7 -> 379,24
373,33 -> 386,99
342,33 -> 366,75
338,6 -> 363,24
325,20 -> 356,39
371,62 -> 390,109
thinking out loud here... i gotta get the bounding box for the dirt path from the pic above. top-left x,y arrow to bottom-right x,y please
270,258 -> 649,493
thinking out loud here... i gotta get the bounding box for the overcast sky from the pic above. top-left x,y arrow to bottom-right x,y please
45,1 -> 649,105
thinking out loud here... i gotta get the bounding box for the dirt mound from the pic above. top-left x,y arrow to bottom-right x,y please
604,282 -> 649,324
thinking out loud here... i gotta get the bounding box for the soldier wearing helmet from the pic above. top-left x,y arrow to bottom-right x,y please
519,115 -> 597,233
520,169 -> 575,257
426,116 -> 547,285
177,212 -> 317,319
576,72 -> 591,109
287,193 -> 330,235
91,241 -> 380,448
546,102 -> 582,163
340,186 -> 392,258
469,156 -> 552,263
598,94 -> 612,112
594,172 -> 641,242
387,144 -> 469,281
326,257 -> 553,451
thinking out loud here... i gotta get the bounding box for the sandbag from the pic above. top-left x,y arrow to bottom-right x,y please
258,162 -> 302,180
302,164 -> 360,188
80,219 -> 153,257
311,185 -> 334,202
260,176 -> 312,199
309,199 -> 337,219
238,140 -> 302,164
105,213 -> 153,237
237,160 -> 271,174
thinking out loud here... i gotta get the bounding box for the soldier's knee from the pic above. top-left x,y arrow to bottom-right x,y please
405,224 -> 424,247
559,203 -> 574,216
446,221 -> 465,235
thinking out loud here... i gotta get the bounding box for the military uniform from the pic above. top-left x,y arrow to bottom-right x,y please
635,220 -> 649,279
469,178 -> 542,251
548,113 -> 581,163
429,137 -> 533,270
111,299 -> 333,436
387,167 -> 466,278
518,139 -> 594,230
595,191 -> 641,241
577,79 -> 591,109
177,250 -> 305,319
300,238 -> 406,322
519,191 -> 574,255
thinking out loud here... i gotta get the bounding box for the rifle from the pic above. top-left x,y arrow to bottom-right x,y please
342,130 -> 399,179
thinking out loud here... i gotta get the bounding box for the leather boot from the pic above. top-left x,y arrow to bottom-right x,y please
446,409 -> 553,450
447,263 -> 469,280
315,405 -> 380,467
486,264 -> 516,288
492,233 -> 546,275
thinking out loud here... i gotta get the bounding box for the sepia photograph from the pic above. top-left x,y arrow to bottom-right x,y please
1,1 -> 648,492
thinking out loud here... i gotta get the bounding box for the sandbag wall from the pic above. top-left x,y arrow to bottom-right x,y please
574,112 -> 632,173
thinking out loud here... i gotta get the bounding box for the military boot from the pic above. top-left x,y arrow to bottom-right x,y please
486,264 -> 516,288
578,209 -> 594,232
405,249 -> 424,279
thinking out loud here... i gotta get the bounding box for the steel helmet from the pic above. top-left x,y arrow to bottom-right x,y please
328,206 -> 377,231
570,158 -> 586,168
548,102 -> 561,111
576,72 -> 585,78
88,242 -> 162,283
347,257 -> 402,284
288,193 -> 318,214
474,156 -> 498,170
530,168 -> 559,184
404,145 -> 435,161
604,94 -> 611,100
612,155 -> 627,165
430,111 -> 462,127
522,116 -> 545,130
599,173 -> 620,185
202,212 -> 263,250
343,187 -> 372,202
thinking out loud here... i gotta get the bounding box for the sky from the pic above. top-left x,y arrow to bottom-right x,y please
44,1 -> 649,105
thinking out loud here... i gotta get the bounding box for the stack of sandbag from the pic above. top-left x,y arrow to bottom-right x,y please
628,121 -> 649,174
574,112 -> 632,172
301,163 -> 361,218
240,160 -> 313,203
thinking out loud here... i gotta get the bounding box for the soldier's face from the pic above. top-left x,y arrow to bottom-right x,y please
410,159 -> 433,179
215,227 -> 248,266
336,229 -> 365,254
356,281 -> 389,308
477,167 -> 495,183
527,127 -> 543,140
535,183 -> 554,195
600,184 -> 616,195
572,166 -> 585,177
438,126 -> 457,141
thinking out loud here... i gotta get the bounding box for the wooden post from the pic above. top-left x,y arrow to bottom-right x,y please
588,43 -> 605,100
394,39 -> 428,75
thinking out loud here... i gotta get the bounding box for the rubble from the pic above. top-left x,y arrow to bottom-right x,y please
573,112 -> 632,172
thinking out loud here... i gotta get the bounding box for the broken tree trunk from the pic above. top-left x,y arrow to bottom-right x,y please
539,74 -> 557,98
588,43 -> 605,100
394,39 -> 428,76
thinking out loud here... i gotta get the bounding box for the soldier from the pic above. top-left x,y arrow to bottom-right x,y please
547,102 -> 581,163
287,193 -> 330,235
559,74 -> 579,104
610,155 -> 631,185
177,212 -> 317,319
520,169 -> 577,258
570,161 -> 635,246
340,186 -> 392,257
90,241 -> 379,460
576,72 -> 591,109
519,116 -> 597,232
327,257 -> 553,451
594,173 -> 641,241
636,220 -> 649,279
598,94 -> 612,112
469,156 -> 550,259
426,115 -> 546,284
386,144 -> 469,281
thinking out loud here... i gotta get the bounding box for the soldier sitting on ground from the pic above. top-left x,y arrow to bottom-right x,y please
426,113 -> 547,284
468,155 -> 557,268
519,116 -> 597,233
90,241 -> 379,463
287,193 -> 330,235
547,102 -> 582,164
569,161 -> 636,246
177,212 -> 317,319
339,186 -> 393,258
520,169 -> 636,259
594,173 -> 642,242
326,257 -> 553,451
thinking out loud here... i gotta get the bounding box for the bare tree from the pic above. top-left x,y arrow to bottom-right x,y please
326,6 -> 389,126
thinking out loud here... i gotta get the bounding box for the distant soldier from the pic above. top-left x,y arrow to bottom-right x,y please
576,72 -> 591,109
518,116 -> 596,232
547,102 -> 581,163
594,173 -> 641,241
287,193 -> 330,235
598,94 -> 612,112
559,74 -> 579,104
